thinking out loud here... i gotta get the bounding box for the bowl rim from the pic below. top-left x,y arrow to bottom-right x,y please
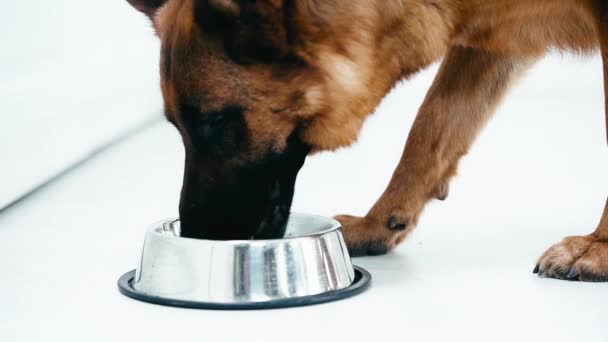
118,266 -> 371,310
151,212 -> 343,245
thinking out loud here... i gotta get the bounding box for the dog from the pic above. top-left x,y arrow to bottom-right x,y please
127,0 -> 608,282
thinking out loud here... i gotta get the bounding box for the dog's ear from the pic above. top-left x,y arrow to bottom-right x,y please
127,0 -> 167,19
195,0 -> 291,63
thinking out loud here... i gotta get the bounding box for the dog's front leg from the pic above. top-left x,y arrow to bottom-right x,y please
336,47 -> 535,256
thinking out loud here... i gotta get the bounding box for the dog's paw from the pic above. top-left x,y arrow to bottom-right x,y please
334,214 -> 410,257
535,236 -> 608,282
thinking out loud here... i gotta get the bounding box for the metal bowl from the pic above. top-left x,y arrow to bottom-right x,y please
118,213 -> 371,309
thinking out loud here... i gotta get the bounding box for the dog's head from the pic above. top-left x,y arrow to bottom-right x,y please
128,0 -> 389,239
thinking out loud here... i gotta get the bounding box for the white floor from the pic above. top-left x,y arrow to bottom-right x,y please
1,55 -> 608,341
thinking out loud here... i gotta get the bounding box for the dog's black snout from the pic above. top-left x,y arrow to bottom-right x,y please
179,130 -> 310,241
178,175 -> 292,241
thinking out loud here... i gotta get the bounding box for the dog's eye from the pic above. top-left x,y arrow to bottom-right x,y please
180,103 -> 233,134
199,111 -> 226,127
196,113 -> 226,138
196,107 -> 242,137
207,114 -> 226,127
179,103 -> 247,158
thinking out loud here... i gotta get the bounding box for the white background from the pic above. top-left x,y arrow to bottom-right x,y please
0,0 -> 161,209
1,1 -> 607,341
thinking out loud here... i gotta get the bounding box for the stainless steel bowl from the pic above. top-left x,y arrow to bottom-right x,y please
118,213 -> 371,309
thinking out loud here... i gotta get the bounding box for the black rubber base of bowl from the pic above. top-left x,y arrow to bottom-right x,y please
118,266 -> 371,310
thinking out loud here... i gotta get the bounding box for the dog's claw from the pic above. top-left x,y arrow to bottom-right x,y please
533,264 -> 540,274
566,268 -> 579,280
387,215 -> 408,231
435,182 -> 449,201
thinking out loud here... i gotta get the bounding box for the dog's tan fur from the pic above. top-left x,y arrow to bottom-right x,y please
128,0 -> 608,281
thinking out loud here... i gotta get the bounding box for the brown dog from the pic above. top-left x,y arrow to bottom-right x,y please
127,0 -> 608,281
